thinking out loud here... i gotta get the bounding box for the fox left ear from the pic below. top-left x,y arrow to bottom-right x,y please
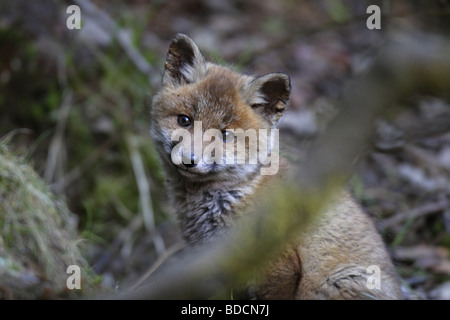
162,33 -> 206,87
243,73 -> 291,126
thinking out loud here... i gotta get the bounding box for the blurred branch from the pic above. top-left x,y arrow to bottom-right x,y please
110,32 -> 450,300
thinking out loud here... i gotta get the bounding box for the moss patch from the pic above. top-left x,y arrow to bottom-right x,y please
0,142 -> 97,299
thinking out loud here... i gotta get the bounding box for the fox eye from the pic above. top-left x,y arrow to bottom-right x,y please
222,130 -> 235,142
177,114 -> 191,127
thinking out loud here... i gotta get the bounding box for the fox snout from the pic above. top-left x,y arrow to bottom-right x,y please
174,147 -> 200,169
182,153 -> 198,168
169,137 -> 216,177
169,140 -> 198,168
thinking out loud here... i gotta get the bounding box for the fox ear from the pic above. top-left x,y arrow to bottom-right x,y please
243,73 -> 291,126
163,33 -> 206,87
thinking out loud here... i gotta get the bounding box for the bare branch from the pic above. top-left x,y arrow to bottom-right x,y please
44,91 -> 73,184
127,134 -> 165,256
379,198 -> 450,231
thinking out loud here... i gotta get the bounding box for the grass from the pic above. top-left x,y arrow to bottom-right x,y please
0,141 -> 97,298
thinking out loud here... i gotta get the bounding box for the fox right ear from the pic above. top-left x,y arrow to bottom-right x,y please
162,34 -> 206,87
242,73 -> 291,126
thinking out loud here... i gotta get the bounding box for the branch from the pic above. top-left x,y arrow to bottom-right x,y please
127,134 -> 165,256
379,198 -> 450,231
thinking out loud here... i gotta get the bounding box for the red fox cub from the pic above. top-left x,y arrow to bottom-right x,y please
149,34 -> 402,299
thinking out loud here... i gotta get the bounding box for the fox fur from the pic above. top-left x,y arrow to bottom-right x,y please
148,34 -> 402,299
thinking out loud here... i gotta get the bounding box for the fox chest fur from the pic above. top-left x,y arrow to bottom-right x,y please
149,34 -> 402,299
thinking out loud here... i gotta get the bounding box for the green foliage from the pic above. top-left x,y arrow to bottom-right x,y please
262,17 -> 285,36
323,0 -> 351,23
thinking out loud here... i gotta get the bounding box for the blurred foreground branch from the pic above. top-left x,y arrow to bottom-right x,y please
114,32 -> 450,300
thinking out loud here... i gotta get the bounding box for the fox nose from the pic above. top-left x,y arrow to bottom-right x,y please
183,153 -> 198,168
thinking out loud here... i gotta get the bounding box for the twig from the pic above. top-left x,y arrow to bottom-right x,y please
375,110 -> 450,151
125,241 -> 186,293
93,214 -> 143,274
393,245 -> 450,275
51,137 -> 116,193
402,110 -> 450,143
44,91 -> 73,184
379,198 -> 450,231
127,134 -> 165,256
403,144 -> 450,176
0,128 -> 33,144
393,245 -> 448,261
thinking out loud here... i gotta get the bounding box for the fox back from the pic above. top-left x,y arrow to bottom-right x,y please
148,34 -> 402,299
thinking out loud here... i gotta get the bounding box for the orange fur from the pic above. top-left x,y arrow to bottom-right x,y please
149,34 -> 402,299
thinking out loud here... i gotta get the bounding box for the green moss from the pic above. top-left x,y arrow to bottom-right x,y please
0,142 -> 97,299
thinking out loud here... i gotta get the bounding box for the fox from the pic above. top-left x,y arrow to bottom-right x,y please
148,33 -> 402,299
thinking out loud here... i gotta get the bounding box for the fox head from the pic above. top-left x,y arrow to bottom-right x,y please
149,34 -> 290,182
